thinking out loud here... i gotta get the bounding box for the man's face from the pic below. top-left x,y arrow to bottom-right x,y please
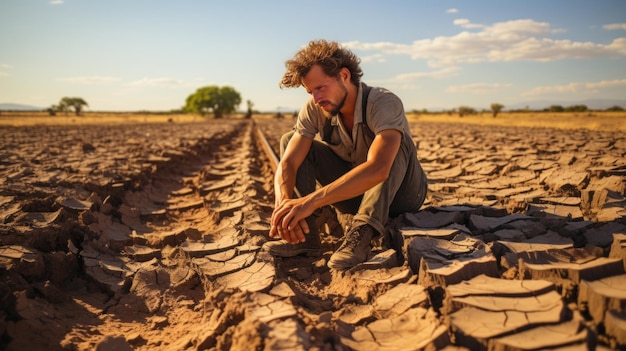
302,65 -> 349,117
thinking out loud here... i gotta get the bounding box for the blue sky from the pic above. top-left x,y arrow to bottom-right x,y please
1,0 -> 625,112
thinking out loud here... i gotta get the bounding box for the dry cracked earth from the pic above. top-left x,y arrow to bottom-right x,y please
0,117 -> 625,351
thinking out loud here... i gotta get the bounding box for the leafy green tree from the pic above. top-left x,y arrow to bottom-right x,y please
549,105 -> 564,112
57,100 -> 69,115
490,103 -> 504,118
59,97 -> 88,116
458,106 -> 476,117
47,105 -> 58,116
185,86 -> 218,116
606,105 -> 624,111
565,104 -> 588,112
184,85 -> 242,118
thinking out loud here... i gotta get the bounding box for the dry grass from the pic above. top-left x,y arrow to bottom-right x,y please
408,110 -> 626,132
0,111 -> 204,126
1,110 -> 624,132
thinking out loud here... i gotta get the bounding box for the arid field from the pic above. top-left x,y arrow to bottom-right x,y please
1,110 -> 625,131
0,112 -> 625,350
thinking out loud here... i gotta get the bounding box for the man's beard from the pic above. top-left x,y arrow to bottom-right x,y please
322,81 -> 348,117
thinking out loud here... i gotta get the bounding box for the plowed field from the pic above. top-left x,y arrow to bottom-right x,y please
1,117 -> 625,350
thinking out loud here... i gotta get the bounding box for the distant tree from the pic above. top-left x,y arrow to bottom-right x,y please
458,106 -> 476,117
59,97 -> 88,116
245,100 -> 254,119
56,100 -> 69,115
490,103 -> 504,118
47,104 -> 58,116
565,104 -> 588,112
549,105 -> 565,113
184,85 -> 242,118
606,105 -> 624,112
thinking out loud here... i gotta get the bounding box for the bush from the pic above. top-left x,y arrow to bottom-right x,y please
458,106 -> 476,117
564,104 -> 588,112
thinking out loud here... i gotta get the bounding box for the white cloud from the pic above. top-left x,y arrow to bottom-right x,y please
453,19 -> 484,29
607,38 -> 626,55
366,66 -> 459,89
58,76 -> 121,84
521,78 -> 626,96
49,0 -> 64,5
446,8 -> 458,14
0,64 -> 11,77
126,77 -> 188,88
586,78 -> 626,88
604,23 -> 626,31
344,19 -> 624,68
393,66 -> 461,81
447,82 -> 512,94
360,53 -> 386,63
522,82 -> 583,96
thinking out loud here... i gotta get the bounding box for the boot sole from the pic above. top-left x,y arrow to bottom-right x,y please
267,248 -> 322,258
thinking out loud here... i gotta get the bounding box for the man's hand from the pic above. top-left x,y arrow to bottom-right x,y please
270,132 -> 314,243
269,197 -> 313,244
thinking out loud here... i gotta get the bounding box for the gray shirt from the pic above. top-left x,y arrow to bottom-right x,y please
294,83 -> 412,167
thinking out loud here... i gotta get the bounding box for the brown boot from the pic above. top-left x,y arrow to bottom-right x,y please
327,224 -> 377,269
263,216 -> 322,257
263,235 -> 322,257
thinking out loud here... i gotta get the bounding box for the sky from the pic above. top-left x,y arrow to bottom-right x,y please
1,0 -> 625,112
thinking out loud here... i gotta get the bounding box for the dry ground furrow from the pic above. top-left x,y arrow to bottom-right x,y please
1,120 -> 280,350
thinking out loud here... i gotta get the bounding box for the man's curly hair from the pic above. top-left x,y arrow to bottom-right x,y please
280,39 -> 363,89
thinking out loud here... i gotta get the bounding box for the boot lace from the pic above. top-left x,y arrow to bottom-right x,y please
339,226 -> 367,251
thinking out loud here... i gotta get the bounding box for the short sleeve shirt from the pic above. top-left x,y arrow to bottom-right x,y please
294,83 -> 412,166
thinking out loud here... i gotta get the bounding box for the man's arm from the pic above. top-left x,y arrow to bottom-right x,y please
308,129 -> 401,207
270,132 -> 312,240
274,132 -> 312,204
273,129 -> 402,242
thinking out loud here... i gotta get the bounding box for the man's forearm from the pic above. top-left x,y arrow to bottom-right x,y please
305,161 -> 386,210
304,130 -> 401,210
274,163 -> 296,204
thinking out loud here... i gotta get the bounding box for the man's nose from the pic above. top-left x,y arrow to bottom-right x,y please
312,92 -> 323,103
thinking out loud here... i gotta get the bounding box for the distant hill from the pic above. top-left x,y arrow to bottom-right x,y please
0,103 -> 44,111
417,98 -> 626,113
506,99 -> 626,111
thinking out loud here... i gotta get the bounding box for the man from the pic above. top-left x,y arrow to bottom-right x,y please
265,39 -> 428,269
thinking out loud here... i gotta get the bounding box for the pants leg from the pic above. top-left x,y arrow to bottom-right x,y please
353,133 -> 427,234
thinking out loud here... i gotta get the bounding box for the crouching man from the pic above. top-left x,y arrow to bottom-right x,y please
265,39 -> 428,270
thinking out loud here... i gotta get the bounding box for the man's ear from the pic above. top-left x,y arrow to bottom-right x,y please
340,67 -> 351,84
